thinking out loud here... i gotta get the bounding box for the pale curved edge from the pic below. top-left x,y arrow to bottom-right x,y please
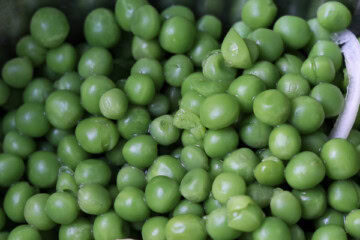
330,30 -> 360,139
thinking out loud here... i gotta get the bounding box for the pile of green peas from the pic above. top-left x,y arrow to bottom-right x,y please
0,0 -> 359,239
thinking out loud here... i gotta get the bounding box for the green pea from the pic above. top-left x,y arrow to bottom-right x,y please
246,182 -> 274,208
0,80 -> 10,106
8,225 -> 41,240
80,75 -> 115,115
256,148 -> 273,160
99,88 -> 128,120
312,225 -> 347,240
24,194 -> 55,231
75,159 -> 111,186
180,168 -> 211,203
93,211 -> 129,240
241,0 -> 277,29
309,40 -> 342,71
132,36 -> 165,60
292,185 -> 327,220
131,5 -> 160,40
181,130 -> 203,148
348,129 -> 360,146
45,191 -> 79,224
78,47 -> 113,78
275,54 -> 303,75
3,131 -> 36,158
179,90 -> 204,116
270,124 -> 302,160
208,158 -> 223,181
16,35 -> 47,67
165,215 -> 206,240
203,127 -> 238,158
56,170 -> 78,195
290,225 -> 306,240
149,115 -> 180,146
164,54 -> 194,87
105,140 -> 126,167
270,189 -> 301,225
206,207 -> 242,239
148,94 -> 170,117
172,200 -> 204,217
54,72 -> 82,93
124,74 -> 156,105
274,15 -> 311,50
252,217 -> 291,240
306,18 -> 331,50
204,193 -> 222,215
317,1 -> 352,32
321,138 -> 360,180
131,58 -> 164,91
2,57 -> 33,89
117,165 -> 146,191
0,232 -> 8,240
315,208 -> 345,228
302,131 -> 328,154
244,60 -> 281,89
345,209 -> 360,238
142,216 -> 168,240
188,33 -> 219,67
78,183 -> 111,215
0,153 -> 25,187
146,155 -> 186,183
301,56 -> 336,85
59,217 -> 93,240
254,156 -> 285,186
46,43 -> 77,74
276,73 -> 310,99
58,135 -> 89,170
310,83 -> 344,118
240,115 -> 272,149
114,186 -> 150,222
328,180 -> 360,213
115,0 -> 148,31
159,16 -> 196,54
23,78 -> 53,104
196,15 -> 222,39
122,135 -> 157,169
212,172 -> 246,204
75,117 -> 119,154
46,128 -> 71,147
161,5 -> 195,22
233,21 -> 253,38
180,145 -> 208,170
117,106 -> 151,139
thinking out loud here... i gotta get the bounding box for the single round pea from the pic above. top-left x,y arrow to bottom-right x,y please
7,225 -> 41,240
180,145 -> 209,171
274,15 -> 311,50
159,16 -> 196,54
114,186 -> 150,222
2,111 -> 17,134
276,73 -> 310,99
310,83 -> 344,118
45,191 -> 79,224
301,56 -> 336,85
256,148 -> 274,160
131,5 -> 160,40
253,89 -> 291,126
27,151 -> 60,188
240,115 -> 272,149
270,189 -> 302,225
45,128 -> 71,148
246,182 -> 274,209
2,57 -> 33,89
275,54 -> 303,75
122,135 -> 158,169
317,1 -> 352,32
206,207 -> 242,239
46,43 -> 77,74
149,115 -> 180,146
203,127 -> 238,159
117,106 -> 151,139
312,225 -> 347,240
131,58 -> 164,91
56,170 -> 78,195
148,94 -> 170,117
142,216 -> 168,240
58,135 -> 89,170
188,33 -> 219,67
117,165 -> 146,191
78,47 -> 113,78
59,217 -> 93,240
309,40 -> 343,71
164,54 -> 194,87
146,155 -> 186,183
75,159 -> 111,186
132,36 -> 165,60
3,131 -> 36,158
315,208 -> 345,228
204,193 -> 222,215
212,172 -> 246,204
306,18 -> 331,50
124,74 -> 156,105
145,176 -> 181,213
105,140 -> 126,166
165,215 -> 206,240
78,183 -> 111,215
241,0 -> 277,29
24,193 -> 55,231
99,88 -> 128,120
196,14 -> 222,39
252,217 -> 291,240
180,168 -> 211,203
23,78 -> 53,104
328,180 -> 360,213
223,148 -> 260,183
292,186 -> 327,220
54,72 -> 82,93
0,153 -> 25,187
16,35 -> 47,67
321,138 -> 360,180
345,209 -> 360,238
93,211 -> 129,240
115,0 -> 148,31
290,225 -> 306,240
161,5 -> 195,22
254,156 -> 285,186
4,182 -> 37,222
269,124 -> 301,160
244,60 -> 280,89
172,200 -> 204,217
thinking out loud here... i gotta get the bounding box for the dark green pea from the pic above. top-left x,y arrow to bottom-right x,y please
348,129 -> 360,146
145,176 -> 181,213
3,131 -> 36,158
270,189 -> 301,225
204,193 -> 222,215
290,225 -> 305,240
75,117 -> 119,154
27,151 -> 60,188
321,138 -> 360,180
7,225 -> 41,240
2,57 -> 33,89
99,88 -> 128,120
114,186 -> 150,222
274,16 -> 311,50
240,115 -> 272,149
180,145 -> 208,170
78,183 -> 111,215
142,216 -> 168,240
171,148 -> 182,159
196,15 -> 222,39
0,153 -> 25,187
24,194 -> 55,231
117,165 -> 146,191
159,16 -> 196,54
84,8 -> 121,48
309,40 -> 342,71
161,5 -> 195,22
164,54 -> 194,87
275,54 -> 303,75
75,159 -> 111,186
78,47 -> 113,78
93,211 -> 129,240
241,0 -> 277,29
172,200 -> 204,217
328,180 -> 360,213
317,1 -> 352,32
108,184 -> 119,202
132,36 -> 165,60
131,58 -> 164,90
345,209 -> 360,238
247,182 -> 274,208
180,168 -> 211,203
16,35 -> 46,67
244,61 -> 280,89
115,0 -> 147,31
181,130 -> 203,148
117,106 -> 151,139
269,124 -> 301,160
56,170 -> 78,195
276,73 -> 310,99
315,208 -> 345,228
301,131 -> 327,154
306,18 -> 331,51
1,111 -> 16,135
203,127 -> 238,158
165,215 -> 206,240
59,217 -> 93,240
254,156 -> 285,186
80,75 -> 115,115
148,94 -> 170,117
233,21 -> 252,38
131,5 -> 160,40
301,56 -> 335,85
312,225 -> 347,240
15,102 -> 49,137
256,148 -> 273,160
46,128 -> 71,146
122,135 -> 157,169
30,7 -> 69,48
124,74 -> 156,105
45,191 -> 79,224
208,158 -> 223,180
252,217 -> 291,240
23,78 -> 53,104
149,115 -> 180,146
188,33 -> 219,67
54,72 -> 82,93
147,155 -> 186,183
58,135 -> 89,170
206,207 -> 242,239
46,43 -> 77,74
3,88 -> 24,111
212,172 -> 246,204
105,140 -> 126,166
292,185 -> 327,220
310,83 -> 344,118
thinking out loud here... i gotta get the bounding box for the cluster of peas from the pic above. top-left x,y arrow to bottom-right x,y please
0,0 -> 360,239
